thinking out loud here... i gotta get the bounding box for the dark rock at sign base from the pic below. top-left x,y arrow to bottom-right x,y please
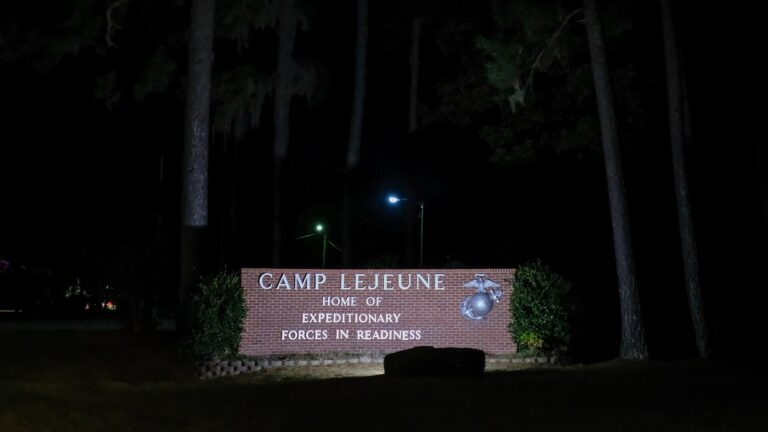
384,346 -> 485,377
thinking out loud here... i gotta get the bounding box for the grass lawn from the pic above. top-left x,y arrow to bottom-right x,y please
1,330 -> 766,431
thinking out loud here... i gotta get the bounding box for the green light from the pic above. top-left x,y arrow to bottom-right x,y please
315,224 -> 324,233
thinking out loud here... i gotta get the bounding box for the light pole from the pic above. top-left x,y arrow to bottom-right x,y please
387,194 -> 425,267
315,224 -> 327,269
296,223 -> 329,268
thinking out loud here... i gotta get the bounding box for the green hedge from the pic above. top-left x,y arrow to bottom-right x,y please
185,270 -> 246,360
509,261 -> 571,354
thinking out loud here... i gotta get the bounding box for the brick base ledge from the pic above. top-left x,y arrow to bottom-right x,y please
196,353 -> 561,379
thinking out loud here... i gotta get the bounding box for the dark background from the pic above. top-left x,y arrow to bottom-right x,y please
0,0 -> 765,360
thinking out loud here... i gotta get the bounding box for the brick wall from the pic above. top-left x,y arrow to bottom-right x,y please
240,268 -> 517,356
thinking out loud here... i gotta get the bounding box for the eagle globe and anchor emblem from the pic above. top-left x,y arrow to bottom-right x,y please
460,274 -> 503,320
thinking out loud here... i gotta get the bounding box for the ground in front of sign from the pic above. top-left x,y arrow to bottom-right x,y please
3,330 -> 765,431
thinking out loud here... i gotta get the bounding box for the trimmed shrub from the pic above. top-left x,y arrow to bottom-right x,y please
185,270 -> 246,360
509,261 -> 571,354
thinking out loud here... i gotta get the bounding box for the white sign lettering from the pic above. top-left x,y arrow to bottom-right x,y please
258,272 -> 446,291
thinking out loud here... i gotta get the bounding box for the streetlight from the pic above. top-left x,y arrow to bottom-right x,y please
296,223 -> 341,268
296,223 -> 328,268
386,194 -> 425,267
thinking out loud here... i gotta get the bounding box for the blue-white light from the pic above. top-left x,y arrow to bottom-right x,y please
387,195 -> 401,204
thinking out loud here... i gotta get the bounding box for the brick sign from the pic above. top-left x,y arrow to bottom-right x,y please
240,268 -> 517,356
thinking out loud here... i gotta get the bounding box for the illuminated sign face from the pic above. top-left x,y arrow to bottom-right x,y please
240,268 -> 516,356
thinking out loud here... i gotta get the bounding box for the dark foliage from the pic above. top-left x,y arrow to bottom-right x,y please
509,261 -> 571,353
184,270 -> 246,360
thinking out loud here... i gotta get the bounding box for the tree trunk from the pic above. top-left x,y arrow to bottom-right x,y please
660,0 -> 710,359
214,134 -> 227,269
408,16 -> 421,134
342,176 -> 354,267
228,138 -> 240,266
759,129 -> 768,252
405,16 -> 421,266
272,0 -> 298,267
343,0 -> 368,267
583,0 -> 648,360
216,134 -> 238,269
272,160 -> 284,266
179,0 -> 214,326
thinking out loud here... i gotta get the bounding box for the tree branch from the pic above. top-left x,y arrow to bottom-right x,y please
106,0 -> 130,48
525,8 -> 583,90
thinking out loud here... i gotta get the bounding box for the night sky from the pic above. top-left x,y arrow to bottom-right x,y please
1,0 -> 766,359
